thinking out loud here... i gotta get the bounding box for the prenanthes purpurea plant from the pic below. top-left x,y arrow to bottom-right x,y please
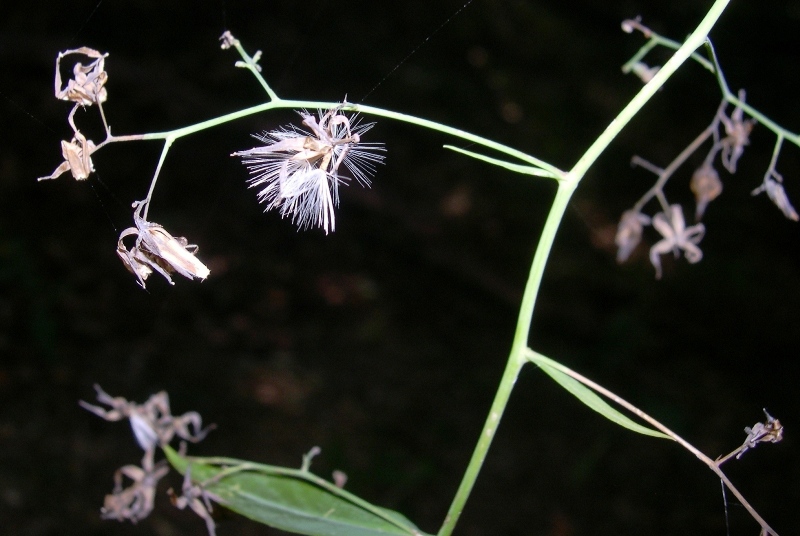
37,0 -> 786,534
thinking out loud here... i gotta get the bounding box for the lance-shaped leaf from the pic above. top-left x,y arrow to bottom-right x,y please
163,446 -> 430,536
525,350 -> 669,439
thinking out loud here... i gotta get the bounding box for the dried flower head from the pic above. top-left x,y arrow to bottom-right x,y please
80,384 -> 214,451
737,409 -> 784,459
615,210 -> 650,263
233,103 -> 385,234
719,90 -> 756,174
102,461 -> 169,523
169,466 -> 220,536
54,47 -> 109,106
649,204 -> 705,279
690,163 -> 722,219
117,200 -> 210,288
38,130 -> 97,181
752,174 -> 799,221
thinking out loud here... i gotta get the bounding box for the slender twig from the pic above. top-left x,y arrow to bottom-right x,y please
437,2 -> 731,534
525,348 -> 779,536
631,122 -> 717,214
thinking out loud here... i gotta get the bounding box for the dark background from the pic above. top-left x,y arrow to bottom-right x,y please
1,1 -> 797,535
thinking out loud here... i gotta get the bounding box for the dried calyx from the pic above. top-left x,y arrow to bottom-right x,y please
39,47 -> 109,182
116,200 -> 210,289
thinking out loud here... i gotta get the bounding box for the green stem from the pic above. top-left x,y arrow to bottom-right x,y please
229,40 -> 278,100
101,100 -> 561,175
573,0 -> 729,180
646,21 -> 800,147
437,2 -> 730,534
142,138 -> 173,219
99,99 -> 565,214
436,180 -> 575,536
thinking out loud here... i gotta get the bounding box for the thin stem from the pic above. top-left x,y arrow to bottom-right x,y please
573,0 -> 729,180
141,138 -> 174,220
631,123 -> 716,214
224,33 -> 279,101
704,40 -> 731,97
634,21 -> 800,147
621,38 -> 660,74
625,19 -> 716,75
437,180 -> 576,536
525,349 -> 778,536
93,99 -> 565,190
436,357 -> 523,536
438,2 -> 730,534
350,104 -> 562,176
764,134 -> 785,183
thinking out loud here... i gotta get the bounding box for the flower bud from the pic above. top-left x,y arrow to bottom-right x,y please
690,164 -> 722,219
615,210 -> 650,263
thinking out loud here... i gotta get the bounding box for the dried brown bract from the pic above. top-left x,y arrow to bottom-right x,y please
54,47 -> 109,106
37,131 -> 97,181
82,386 -> 215,526
117,200 -> 210,288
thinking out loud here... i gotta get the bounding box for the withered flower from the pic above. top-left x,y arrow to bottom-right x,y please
719,90 -> 756,174
82,386 -> 215,527
169,466 -> 220,536
615,210 -> 650,263
80,384 -> 213,450
752,174 -> 799,221
117,200 -> 210,288
649,204 -> 705,279
37,131 -> 96,181
102,461 -> 169,523
690,163 -> 722,219
54,47 -> 109,106
737,409 -> 784,459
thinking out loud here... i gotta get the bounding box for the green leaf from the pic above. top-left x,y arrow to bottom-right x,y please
442,145 -> 560,179
525,350 -> 670,439
163,446 -> 431,536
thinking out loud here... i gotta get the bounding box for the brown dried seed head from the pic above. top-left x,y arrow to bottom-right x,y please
690,164 -> 722,219
54,47 -> 109,106
117,202 -> 211,288
38,133 -> 96,182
